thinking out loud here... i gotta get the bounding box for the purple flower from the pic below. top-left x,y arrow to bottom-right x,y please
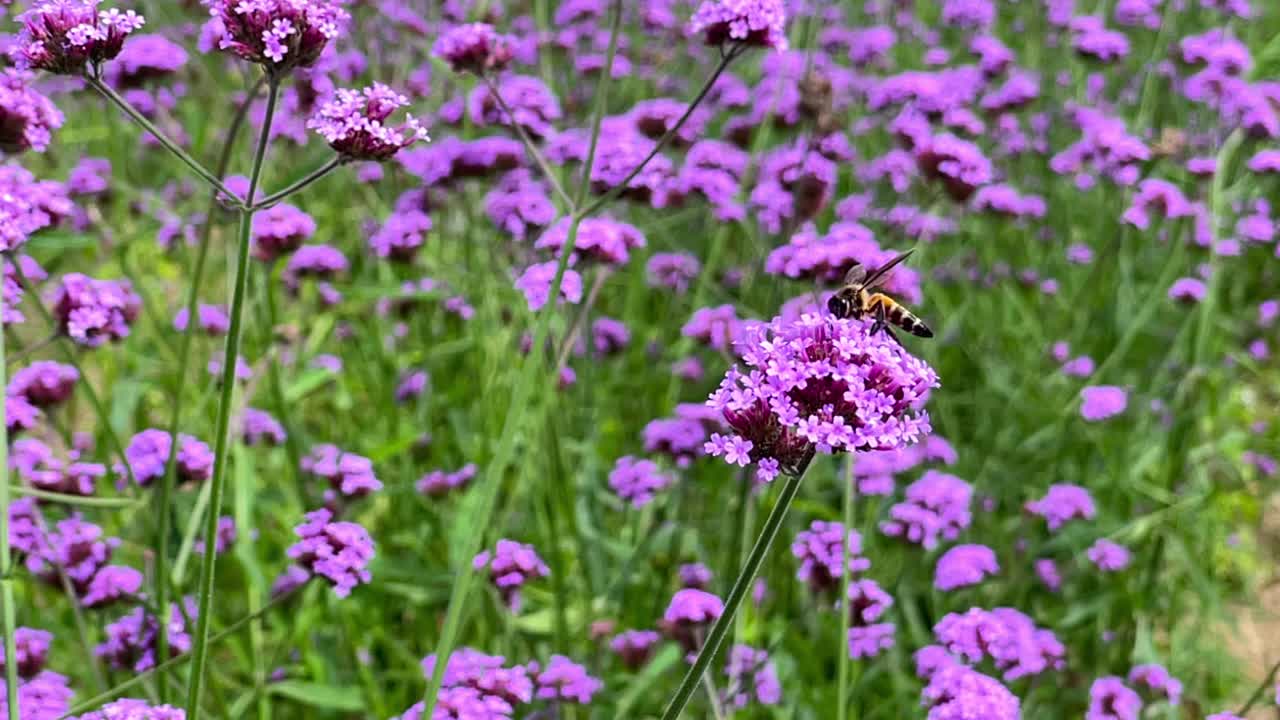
8,361 -> 77,407
15,0 -> 146,75
5,393 -> 42,435
514,261 -> 583,312
1035,558 -> 1062,591
49,272 -> 141,347
240,407 -> 286,446
1087,539 -> 1131,571
934,544 -> 1000,591
97,599 -> 194,672
646,252 -> 701,294
7,498 -> 42,556
533,655 -> 602,704
608,456 -> 674,508
687,0 -> 787,50
484,170 -> 555,241
395,369 -> 429,403
536,217 -> 646,266
678,562 -> 713,590
932,607 -> 1065,681
723,645 -> 781,708
194,516 -> 237,555
1122,179 -> 1194,229
370,210 -> 432,262
24,516 -> 115,591
791,520 -> 870,593
845,579 -> 896,659
1247,149 -> 1280,174
0,69 -> 64,153
270,564 -> 311,598
662,588 -> 724,653
1026,484 -> 1097,531
71,699 -> 186,720
102,33 -> 186,86
881,471 -> 973,550
915,134 -> 993,202
81,564 -> 143,608
0,627 -> 51,678
301,444 -> 381,497
706,313 -> 938,480
1088,676 -> 1141,720
1072,18 -> 1131,62
418,648 -> 531,715
971,185 -> 1046,219
120,429 -> 214,486
473,539 -> 550,611
942,0 -> 995,28
0,670 -> 73,719
1168,277 -> 1207,304
434,23 -> 514,75
682,304 -> 747,353
209,0 -> 347,74
923,664 -> 1020,720
287,508 -> 375,597
610,629 -> 661,669
468,74 -> 561,139
1128,663 -> 1182,705
308,84 -> 428,161
1206,715 -> 1245,720
1080,385 -> 1128,421
173,303 -> 230,336
416,463 -> 478,497
252,203 -> 315,261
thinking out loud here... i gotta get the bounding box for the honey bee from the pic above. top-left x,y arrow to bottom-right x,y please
1150,127 -> 1187,159
827,249 -> 934,341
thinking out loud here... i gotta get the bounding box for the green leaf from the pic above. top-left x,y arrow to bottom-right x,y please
614,644 -> 681,717
285,369 -> 334,402
268,681 -> 364,712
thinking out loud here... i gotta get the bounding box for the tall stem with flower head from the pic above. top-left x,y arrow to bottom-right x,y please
661,454 -> 815,720
1,269 -> 19,720
418,4 -> 624,716
185,74 -> 281,719
153,73 -> 265,704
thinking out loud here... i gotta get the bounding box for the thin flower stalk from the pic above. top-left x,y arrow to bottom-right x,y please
660,454 -> 815,720
250,155 -> 344,211
186,75 -> 282,719
481,72 -> 574,211
154,73 -> 265,704
260,263 -> 304,484
837,458 -> 856,720
575,42 -> 747,221
8,486 -> 142,508
84,75 -> 248,211
418,4 -> 623,718
0,287 -> 18,720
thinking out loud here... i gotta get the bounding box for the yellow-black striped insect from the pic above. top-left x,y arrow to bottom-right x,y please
827,249 -> 933,342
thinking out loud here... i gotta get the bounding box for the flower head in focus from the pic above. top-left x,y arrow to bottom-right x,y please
473,539 -> 550,612
15,0 -> 145,75
49,272 -> 141,347
705,313 -> 938,483
308,84 -> 428,162
688,0 -> 787,50
71,699 -> 186,719
209,0 -> 347,75
287,508 -> 375,597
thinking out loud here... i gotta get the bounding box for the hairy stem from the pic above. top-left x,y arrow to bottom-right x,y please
185,75 -> 280,719
660,456 -> 814,720
85,75 -> 248,211
417,3 -> 623,717
154,72 -> 264,704
481,72 -> 575,211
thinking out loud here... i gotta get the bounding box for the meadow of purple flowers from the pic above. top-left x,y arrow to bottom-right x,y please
2,0 -> 1280,717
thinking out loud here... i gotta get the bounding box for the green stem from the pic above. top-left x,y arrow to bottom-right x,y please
59,583 -> 304,718
575,43 -> 745,221
154,72 -> 264,704
260,263 -> 304,488
660,456 -> 814,720
9,485 -> 141,508
250,155 -> 344,211
1236,656 -> 1280,716
417,4 -> 623,718
481,72 -> 574,211
185,75 -> 280,719
837,459 -> 856,720
85,75 -> 248,211
1,286 -> 20,720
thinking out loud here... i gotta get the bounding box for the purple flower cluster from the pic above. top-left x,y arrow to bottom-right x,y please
1026,484 -> 1097,530
880,471 -> 973,550
10,437 -> 105,496
646,252 -> 701,294
1080,385 -> 1128,421
120,428 -> 214,486
845,579 -> 896,659
251,203 -> 316,261
921,661 -> 1020,720
723,644 -> 781,708
24,516 -> 142,608
434,23 -> 514,75
240,407 -> 287,446
514,260 -> 583,312
473,539 -> 550,611
71,699 -> 186,719
0,69 -> 64,153
688,0 -> 788,50
791,520 -> 870,594
934,544 -> 1000,591
8,361 -> 78,407
929,606 -> 1066,681
662,588 -> 724,653
49,272 -> 141,347
308,83 -> 427,161
370,209 -> 432,262
484,170 -> 555,241
416,463 -> 478,497
705,313 -> 938,482
532,655 -> 603,704
1087,539 -> 1132,571
301,444 -> 382,497
286,508 -> 375,597
536,217 -> 647,267
209,0 -> 347,74
15,0 -> 146,75
1088,676 -> 1142,720
610,629 -> 660,669
97,599 -> 194,672
608,456 -> 674,508
1128,663 -> 1183,705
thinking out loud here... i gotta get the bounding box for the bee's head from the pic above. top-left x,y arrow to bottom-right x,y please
827,294 -> 853,319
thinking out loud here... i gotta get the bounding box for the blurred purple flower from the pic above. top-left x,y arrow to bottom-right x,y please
514,261 -> 582,311
1026,484 -> 1096,531
1087,539 -> 1131,571
97,598 -> 194,672
610,629 -> 660,669
301,444 -> 381,497
434,23 -> 514,75
934,544 -> 1000,591
1080,385 -> 1128,421
662,588 -> 723,654
532,655 -> 602,704
287,508 -> 375,597
49,273 -> 141,347
881,471 -> 973,550
120,429 -> 214,486
473,539 -> 550,612
608,456 -> 674,508
1088,676 -> 1141,720
791,520 -> 870,594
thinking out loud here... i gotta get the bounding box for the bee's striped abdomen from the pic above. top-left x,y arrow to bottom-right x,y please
868,293 -> 934,338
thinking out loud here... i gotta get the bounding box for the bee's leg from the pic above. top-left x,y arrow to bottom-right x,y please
870,300 -> 888,336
